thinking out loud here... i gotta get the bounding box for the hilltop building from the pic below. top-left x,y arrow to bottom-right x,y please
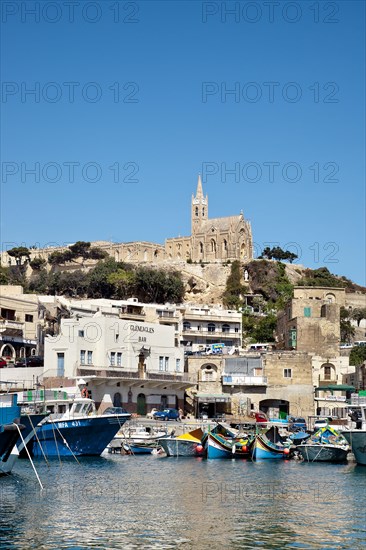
1,176 -> 253,267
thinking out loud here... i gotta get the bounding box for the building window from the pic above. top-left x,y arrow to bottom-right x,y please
208,323 -> 216,333
304,307 -> 311,318
80,350 -> 86,365
117,352 -> 122,366
159,356 -> 164,371
87,351 -> 93,365
183,321 -> 191,331
25,314 -> 33,323
176,358 -> 181,372
222,323 -> 230,333
164,357 -> 169,371
115,334 -> 119,342
283,368 -> 292,378
324,365 -> 332,380
199,242 -> 204,254
234,327 -> 239,333
110,352 -> 116,366
195,206 -> 198,217
78,330 -> 84,337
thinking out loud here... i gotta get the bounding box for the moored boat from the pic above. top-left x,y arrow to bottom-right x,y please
109,424 -> 169,454
158,428 -> 205,457
297,425 -> 349,463
341,404 -> 366,465
0,393 -> 23,475
206,431 -> 254,459
252,426 -> 291,460
18,390 -> 131,457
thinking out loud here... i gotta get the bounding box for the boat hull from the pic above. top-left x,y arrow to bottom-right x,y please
342,430 -> 366,465
297,444 -> 349,463
159,438 -> 204,457
252,435 -> 286,460
33,414 -> 130,457
0,424 -> 22,475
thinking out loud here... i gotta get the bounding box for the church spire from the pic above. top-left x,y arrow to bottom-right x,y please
196,174 -> 203,198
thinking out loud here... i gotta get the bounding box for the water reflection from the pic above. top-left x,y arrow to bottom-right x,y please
0,456 -> 365,549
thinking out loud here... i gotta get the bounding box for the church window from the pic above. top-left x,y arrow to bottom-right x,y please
195,207 -> 199,217
199,242 -> 204,254
202,208 -> 205,217
208,323 -> 216,332
223,239 -> 228,251
211,239 -> 216,252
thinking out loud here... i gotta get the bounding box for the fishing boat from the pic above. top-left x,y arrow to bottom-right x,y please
0,393 -> 24,475
158,428 -> 205,457
252,426 -> 291,460
206,431 -> 254,459
18,390 -> 131,457
297,425 -> 349,463
109,425 -> 170,454
341,405 -> 366,465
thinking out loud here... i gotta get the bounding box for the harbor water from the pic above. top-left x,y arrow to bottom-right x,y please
1,454 -> 365,549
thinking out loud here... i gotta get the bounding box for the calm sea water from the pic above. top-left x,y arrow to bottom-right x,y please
0,453 -> 365,549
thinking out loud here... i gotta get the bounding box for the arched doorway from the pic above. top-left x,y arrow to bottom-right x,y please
137,393 -> 147,415
1,344 -> 15,361
113,392 -> 122,407
259,399 -> 289,420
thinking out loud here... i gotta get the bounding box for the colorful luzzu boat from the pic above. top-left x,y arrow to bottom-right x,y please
206,431 -> 254,459
252,426 -> 291,460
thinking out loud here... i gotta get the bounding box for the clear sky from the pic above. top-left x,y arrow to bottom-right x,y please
1,1 -> 365,284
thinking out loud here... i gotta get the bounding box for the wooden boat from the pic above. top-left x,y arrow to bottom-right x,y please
252,426 -> 291,460
206,431 -> 254,459
341,405 -> 366,465
297,426 -> 349,463
158,428 -> 205,457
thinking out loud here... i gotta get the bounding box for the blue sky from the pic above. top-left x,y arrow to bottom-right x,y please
1,1 -> 365,284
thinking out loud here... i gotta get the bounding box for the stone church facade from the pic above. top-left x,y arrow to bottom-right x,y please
2,176 -> 253,267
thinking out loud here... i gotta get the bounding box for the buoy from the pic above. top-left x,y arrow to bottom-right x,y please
196,444 -> 203,453
284,447 -> 290,455
242,445 -> 247,452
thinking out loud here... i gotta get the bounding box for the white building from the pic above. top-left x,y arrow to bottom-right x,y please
44,314 -> 191,414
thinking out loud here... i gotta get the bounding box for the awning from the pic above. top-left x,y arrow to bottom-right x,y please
195,393 -> 231,403
315,385 -> 355,392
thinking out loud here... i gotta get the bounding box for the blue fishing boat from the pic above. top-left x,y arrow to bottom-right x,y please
0,393 -> 23,475
205,428 -> 254,459
252,426 -> 291,460
26,396 -> 131,457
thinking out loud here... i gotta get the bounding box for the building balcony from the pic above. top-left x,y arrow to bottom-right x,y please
222,375 -> 268,386
157,311 -> 179,319
182,329 -> 241,338
118,311 -> 146,321
77,365 -> 195,384
183,311 -> 240,321
0,319 -> 24,331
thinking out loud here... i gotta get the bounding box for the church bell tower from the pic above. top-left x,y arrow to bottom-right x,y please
191,175 -> 208,235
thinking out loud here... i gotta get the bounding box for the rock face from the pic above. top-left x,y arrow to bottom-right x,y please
147,261 -> 231,305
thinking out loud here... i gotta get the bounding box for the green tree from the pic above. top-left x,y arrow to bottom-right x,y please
48,250 -> 73,266
108,269 -> 136,299
7,246 -> 30,265
88,247 -> 108,260
87,259 -> 130,298
350,345 -> 366,366
0,266 -> 9,284
29,269 -> 49,294
352,308 -> 366,327
29,257 -> 47,270
297,267 -> 346,288
223,260 -> 247,308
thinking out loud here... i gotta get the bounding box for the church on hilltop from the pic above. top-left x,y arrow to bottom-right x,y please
105,175 -> 253,264
3,176 -> 253,267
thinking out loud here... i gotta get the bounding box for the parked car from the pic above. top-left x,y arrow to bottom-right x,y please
14,356 -> 44,368
288,416 -> 307,432
153,408 -> 180,421
146,408 -> 159,419
0,358 -> 7,368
